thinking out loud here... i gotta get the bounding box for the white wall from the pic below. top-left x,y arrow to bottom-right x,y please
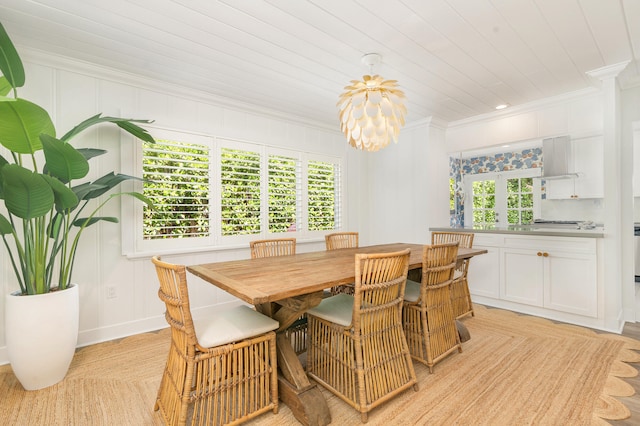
365,118 -> 450,245
0,50 -> 370,364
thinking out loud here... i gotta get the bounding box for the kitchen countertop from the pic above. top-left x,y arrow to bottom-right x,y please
429,224 -> 604,238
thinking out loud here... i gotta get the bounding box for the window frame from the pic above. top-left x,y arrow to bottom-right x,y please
121,126 -> 345,257
462,168 -> 541,228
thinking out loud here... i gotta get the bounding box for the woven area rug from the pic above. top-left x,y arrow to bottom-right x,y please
1,304 -> 639,425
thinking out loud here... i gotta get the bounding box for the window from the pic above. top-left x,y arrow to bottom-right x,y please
124,128 -> 343,255
142,138 -> 210,240
463,169 -> 540,227
308,160 -> 339,231
220,147 -> 261,236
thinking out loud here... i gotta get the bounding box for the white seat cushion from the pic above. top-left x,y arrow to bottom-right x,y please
193,305 -> 279,348
403,279 -> 421,303
307,293 -> 354,327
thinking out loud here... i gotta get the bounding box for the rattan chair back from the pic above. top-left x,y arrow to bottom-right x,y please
402,242 -> 461,373
250,238 -> 296,259
325,232 -> 359,250
431,232 -> 475,318
325,232 -> 359,295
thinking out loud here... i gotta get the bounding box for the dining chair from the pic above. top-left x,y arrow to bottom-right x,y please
249,237 -> 307,354
306,248 -> 418,423
151,256 -> 279,426
402,242 -> 462,373
325,232 -> 359,295
431,231 -> 475,318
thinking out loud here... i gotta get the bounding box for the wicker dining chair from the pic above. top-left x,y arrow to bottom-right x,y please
431,231 -> 475,318
325,232 -> 359,295
306,248 -> 418,423
151,256 -> 279,426
402,242 -> 462,373
249,238 -> 307,354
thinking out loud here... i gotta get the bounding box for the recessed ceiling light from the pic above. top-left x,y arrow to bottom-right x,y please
495,104 -> 509,110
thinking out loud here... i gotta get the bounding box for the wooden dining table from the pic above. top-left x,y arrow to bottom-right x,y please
187,242 -> 487,426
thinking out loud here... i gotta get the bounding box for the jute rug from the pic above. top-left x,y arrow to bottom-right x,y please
1,305 -> 639,425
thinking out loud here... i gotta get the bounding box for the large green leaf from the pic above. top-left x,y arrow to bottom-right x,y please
77,148 -> 106,161
0,213 -> 12,235
60,114 -> 155,143
73,216 -> 118,227
41,134 -> 89,182
0,98 -> 55,154
81,172 -> 144,200
0,76 -> 12,96
41,174 -> 79,212
1,164 -> 54,219
0,22 -> 25,88
72,182 -> 108,202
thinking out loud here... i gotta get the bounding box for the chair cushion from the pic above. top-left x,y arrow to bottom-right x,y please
307,293 -> 354,327
403,279 -> 421,303
193,305 -> 279,348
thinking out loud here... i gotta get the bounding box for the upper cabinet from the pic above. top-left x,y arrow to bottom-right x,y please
633,124 -> 640,197
545,135 -> 604,199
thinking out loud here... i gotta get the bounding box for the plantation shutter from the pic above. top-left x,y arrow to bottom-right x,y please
220,147 -> 261,236
307,160 -> 340,231
268,154 -> 301,233
142,139 -> 210,239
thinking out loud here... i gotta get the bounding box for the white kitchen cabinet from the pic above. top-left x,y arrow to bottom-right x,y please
501,248 -> 545,306
467,234 -> 501,299
500,242 -> 597,317
464,233 -> 599,320
545,135 -> 604,199
633,125 -> 640,197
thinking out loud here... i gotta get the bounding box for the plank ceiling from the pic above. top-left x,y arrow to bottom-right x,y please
1,0 -> 639,127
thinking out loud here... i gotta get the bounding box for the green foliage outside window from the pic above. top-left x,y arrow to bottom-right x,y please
221,148 -> 261,236
143,140 -> 209,239
308,161 -> 336,231
506,177 -> 534,224
269,155 -> 298,232
472,180 -> 496,225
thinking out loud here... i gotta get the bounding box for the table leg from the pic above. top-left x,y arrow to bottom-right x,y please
257,293 -> 331,426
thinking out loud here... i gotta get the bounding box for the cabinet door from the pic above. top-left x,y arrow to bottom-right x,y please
544,252 -> 598,317
501,248 -> 544,306
467,246 -> 500,298
634,126 -> 640,197
573,136 -> 603,198
545,136 -> 603,199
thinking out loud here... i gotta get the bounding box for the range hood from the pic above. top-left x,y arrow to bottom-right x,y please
541,136 -> 579,180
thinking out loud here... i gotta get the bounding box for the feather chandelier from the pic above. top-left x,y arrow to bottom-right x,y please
337,53 -> 406,152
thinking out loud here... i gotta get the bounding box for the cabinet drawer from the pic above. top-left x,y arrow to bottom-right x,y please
472,233 -> 504,247
503,235 -> 596,254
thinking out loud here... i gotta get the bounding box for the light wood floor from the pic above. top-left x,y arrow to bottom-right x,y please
610,320 -> 640,425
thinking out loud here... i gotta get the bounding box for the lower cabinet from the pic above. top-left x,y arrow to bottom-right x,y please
468,233 -> 599,319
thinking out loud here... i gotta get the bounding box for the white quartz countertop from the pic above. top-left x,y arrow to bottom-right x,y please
429,224 -> 604,238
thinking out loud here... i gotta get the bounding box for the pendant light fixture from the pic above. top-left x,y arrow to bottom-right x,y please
337,53 -> 406,152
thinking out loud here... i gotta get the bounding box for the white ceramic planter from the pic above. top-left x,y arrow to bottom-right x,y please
5,284 -> 79,390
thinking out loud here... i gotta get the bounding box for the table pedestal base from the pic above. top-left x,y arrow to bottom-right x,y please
278,377 -> 331,426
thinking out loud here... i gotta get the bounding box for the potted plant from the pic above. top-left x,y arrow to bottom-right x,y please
0,22 -> 155,390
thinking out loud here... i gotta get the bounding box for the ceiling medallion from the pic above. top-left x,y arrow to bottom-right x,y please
337,53 -> 406,152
